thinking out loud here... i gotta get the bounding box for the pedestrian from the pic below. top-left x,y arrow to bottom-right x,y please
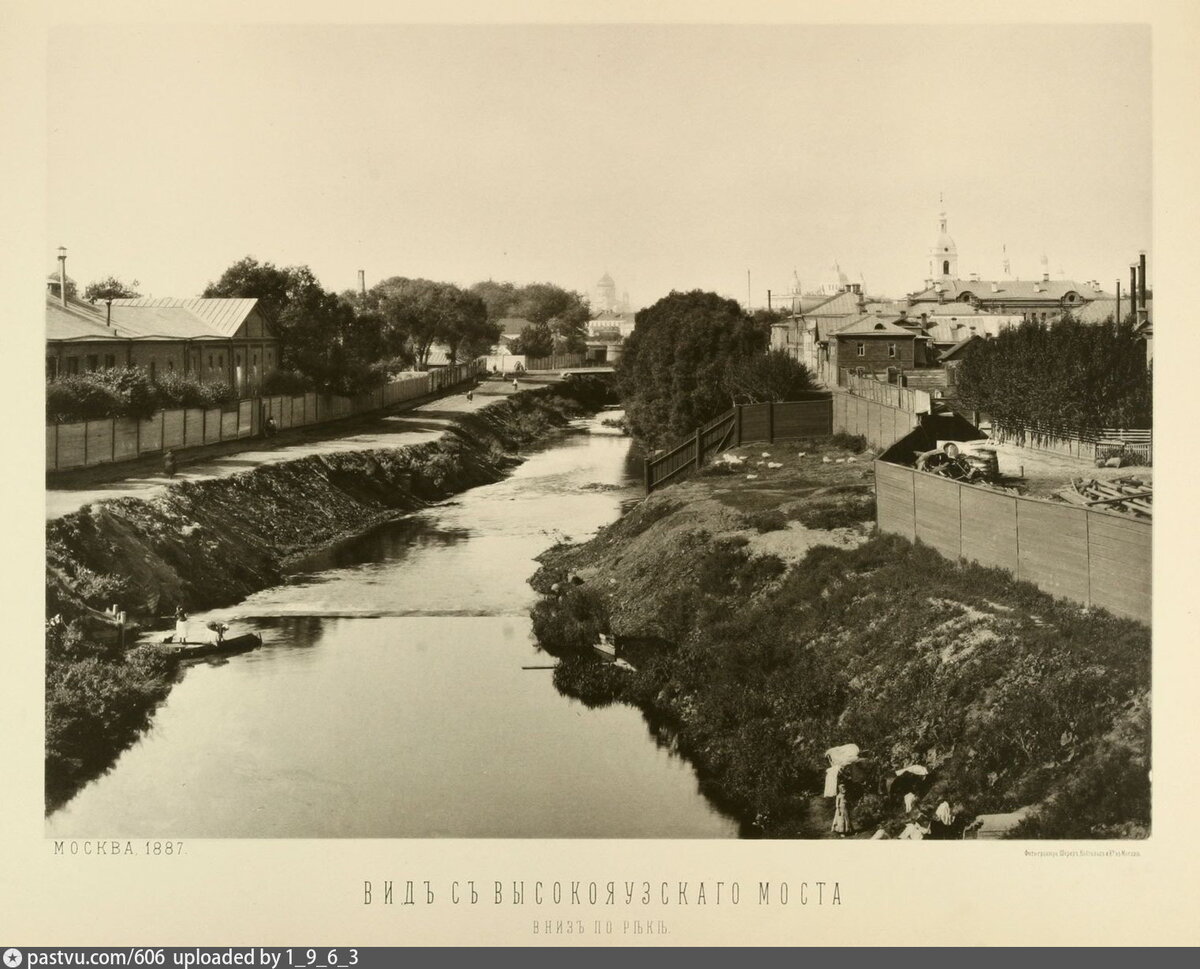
174,605 -> 188,644
466,387 -> 474,402
163,449 -> 177,478
512,378 -> 519,391
264,415 -> 277,438
903,791 -> 918,814
831,781 -> 853,837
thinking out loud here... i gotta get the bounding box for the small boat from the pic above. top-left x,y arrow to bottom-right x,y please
156,633 -> 262,660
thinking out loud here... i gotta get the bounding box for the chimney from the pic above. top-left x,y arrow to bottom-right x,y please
1138,251 -> 1148,323
990,282 -> 999,293
358,269 -> 366,297
105,298 -> 113,328
57,246 -> 67,307
1042,269 -> 1049,284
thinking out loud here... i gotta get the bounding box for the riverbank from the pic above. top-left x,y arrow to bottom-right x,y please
45,379 -> 610,811
529,436 -> 1151,839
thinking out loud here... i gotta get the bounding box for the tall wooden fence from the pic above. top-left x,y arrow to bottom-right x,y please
47,360 -> 481,473
645,398 -> 833,492
874,459 -> 1150,624
990,420 -> 1153,466
839,370 -> 932,414
832,393 -> 921,451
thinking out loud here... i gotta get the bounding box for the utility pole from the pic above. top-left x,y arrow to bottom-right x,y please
767,289 -> 772,312
747,270 -> 752,312
1115,280 -> 1122,326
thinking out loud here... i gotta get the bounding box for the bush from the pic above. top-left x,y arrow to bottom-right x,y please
262,369 -> 313,396
154,371 -> 236,409
46,367 -> 160,422
47,367 -> 236,422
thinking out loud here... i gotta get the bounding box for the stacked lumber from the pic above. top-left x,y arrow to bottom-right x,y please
1057,476 -> 1152,519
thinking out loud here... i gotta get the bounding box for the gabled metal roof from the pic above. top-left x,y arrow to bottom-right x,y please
45,296 -> 136,342
111,297 -> 260,338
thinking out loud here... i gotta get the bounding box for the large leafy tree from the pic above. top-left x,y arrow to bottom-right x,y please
511,322 -> 554,358
954,316 -> 1151,430
83,275 -> 141,301
365,277 -> 494,369
204,256 -> 387,392
470,280 -> 591,353
617,290 -> 769,446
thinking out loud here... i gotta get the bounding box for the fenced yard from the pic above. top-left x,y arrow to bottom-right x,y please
644,398 -> 833,492
46,361 -> 481,472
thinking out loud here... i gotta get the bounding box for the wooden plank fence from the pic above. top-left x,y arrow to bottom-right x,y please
839,370 -> 932,414
831,392 -> 921,451
990,420 -> 1152,465
874,459 -> 1150,625
645,398 -> 833,492
47,360 -> 482,472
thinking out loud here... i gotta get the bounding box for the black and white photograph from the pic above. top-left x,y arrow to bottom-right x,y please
6,0 -> 1200,949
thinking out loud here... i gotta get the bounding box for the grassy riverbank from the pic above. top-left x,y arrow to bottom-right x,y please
45,380 -> 609,812
530,437 -> 1151,839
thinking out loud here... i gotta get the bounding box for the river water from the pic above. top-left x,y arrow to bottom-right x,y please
47,414 -> 740,839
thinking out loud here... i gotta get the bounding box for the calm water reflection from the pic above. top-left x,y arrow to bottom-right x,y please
47,416 -> 739,838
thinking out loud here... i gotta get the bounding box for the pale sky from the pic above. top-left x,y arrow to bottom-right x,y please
48,23 -> 1151,309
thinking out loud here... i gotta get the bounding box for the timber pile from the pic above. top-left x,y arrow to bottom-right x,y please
1056,476 -> 1152,519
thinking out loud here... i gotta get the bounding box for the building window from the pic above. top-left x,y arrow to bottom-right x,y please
149,361 -> 156,380
167,360 -> 174,371
104,354 -> 116,369
888,343 -> 897,358
218,354 -> 224,367
209,354 -> 214,368
46,357 -> 58,380
856,342 -> 865,357
942,260 -> 950,274
65,357 -> 79,375
86,354 -> 99,371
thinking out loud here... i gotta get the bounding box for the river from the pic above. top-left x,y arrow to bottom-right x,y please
47,413 -> 740,839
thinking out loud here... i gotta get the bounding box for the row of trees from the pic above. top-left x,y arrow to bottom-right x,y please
953,316 -> 1152,430
616,290 -> 812,446
468,280 -> 592,357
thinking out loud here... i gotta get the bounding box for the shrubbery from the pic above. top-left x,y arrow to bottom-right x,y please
47,367 -> 242,422
45,619 -> 175,810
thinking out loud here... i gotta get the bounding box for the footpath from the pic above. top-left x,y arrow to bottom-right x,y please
46,378 -> 550,520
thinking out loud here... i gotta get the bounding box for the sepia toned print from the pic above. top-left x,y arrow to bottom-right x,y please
43,22 -> 1150,845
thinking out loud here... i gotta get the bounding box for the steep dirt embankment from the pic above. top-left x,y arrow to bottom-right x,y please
47,387 -> 596,624
530,437 -> 1151,839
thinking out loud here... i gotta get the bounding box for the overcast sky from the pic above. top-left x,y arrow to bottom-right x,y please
47,23 -> 1151,309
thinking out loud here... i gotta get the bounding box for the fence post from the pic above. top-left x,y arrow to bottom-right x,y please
735,404 -> 743,446
55,423 -> 59,471
111,418 -> 116,463
767,402 -> 774,443
83,421 -> 88,466
644,458 -> 652,493
694,427 -> 703,469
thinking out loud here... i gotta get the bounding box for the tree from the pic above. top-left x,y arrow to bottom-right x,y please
83,275 -> 141,301
511,283 -> 591,353
512,322 -> 554,358
954,316 -> 1151,430
469,280 -> 518,323
204,256 -> 382,392
723,350 -> 816,404
617,290 -> 768,445
440,289 -> 498,364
